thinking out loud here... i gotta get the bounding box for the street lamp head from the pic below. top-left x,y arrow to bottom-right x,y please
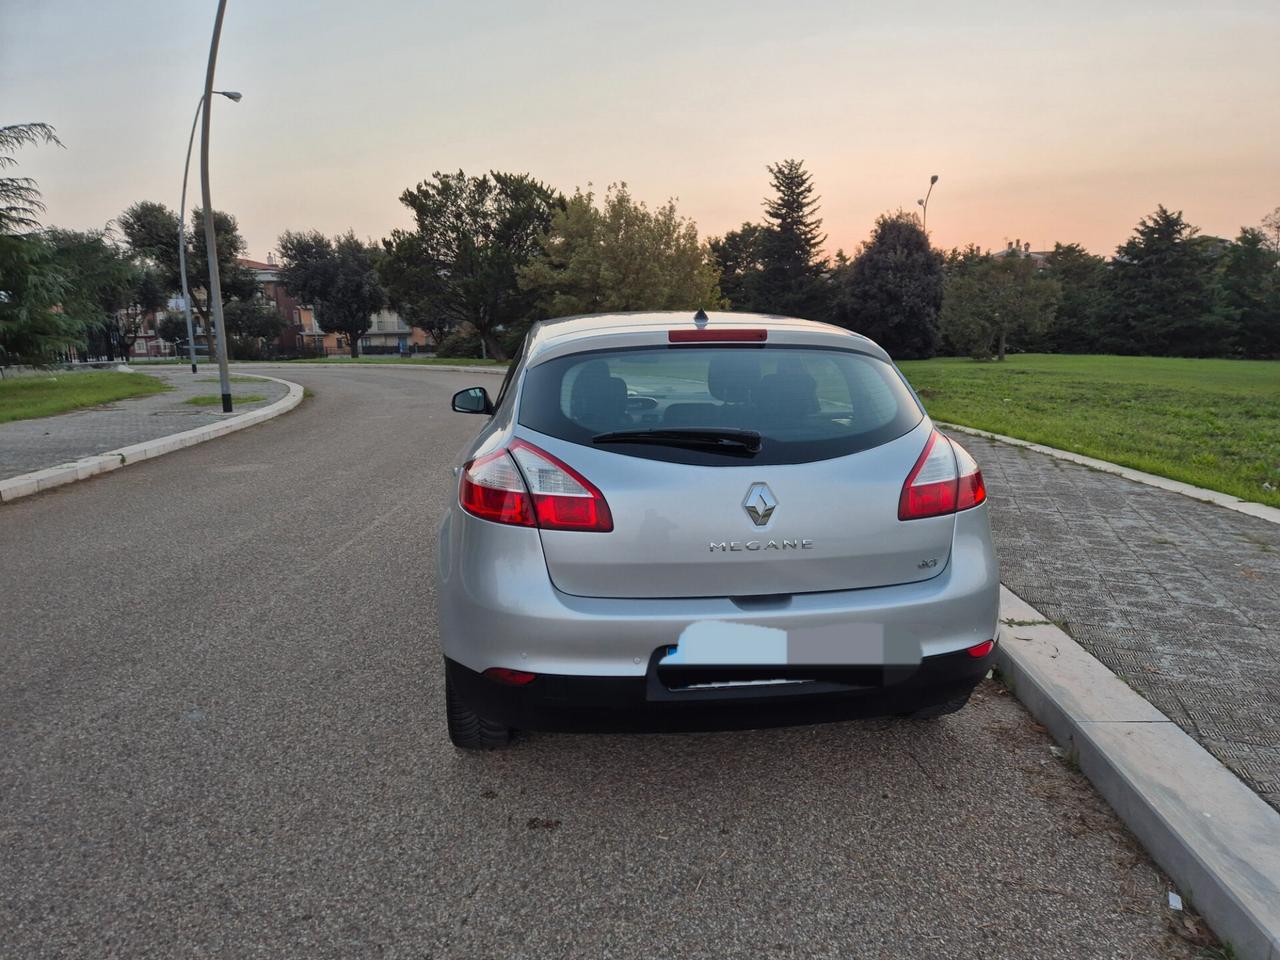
930,174 -> 939,184
917,198 -> 925,206
215,90 -> 242,102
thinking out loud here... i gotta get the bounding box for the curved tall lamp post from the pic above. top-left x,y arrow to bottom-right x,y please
178,88 -> 240,374
916,174 -> 939,234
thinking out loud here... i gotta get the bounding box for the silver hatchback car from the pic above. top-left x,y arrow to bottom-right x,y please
438,311 -> 1000,748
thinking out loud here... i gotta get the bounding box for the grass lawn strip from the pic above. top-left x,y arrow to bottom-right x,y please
184,393 -> 267,406
898,354 -> 1280,508
0,371 -> 170,424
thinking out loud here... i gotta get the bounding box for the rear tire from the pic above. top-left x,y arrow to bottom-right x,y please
902,690 -> 973,721
446,672 -> 512,750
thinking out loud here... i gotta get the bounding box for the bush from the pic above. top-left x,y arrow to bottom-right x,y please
437,330 -> 483,358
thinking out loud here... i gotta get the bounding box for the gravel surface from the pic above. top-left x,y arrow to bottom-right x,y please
0,366 -> 1204,959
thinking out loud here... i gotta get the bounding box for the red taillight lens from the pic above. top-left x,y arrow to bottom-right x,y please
460,441 -> 613,532
898,431 -> 986,520
668,328 -> 768,342
899,430 -> 958,520
509,439 -> 613,532
484,667 -> 537,685
460,449 -> 535,526
966,639 -> 995,658
952,440 -> 987,511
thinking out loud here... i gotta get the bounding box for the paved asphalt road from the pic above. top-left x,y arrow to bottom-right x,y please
1,366 -> 1205,959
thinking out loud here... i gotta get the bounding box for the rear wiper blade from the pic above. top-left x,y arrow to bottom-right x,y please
592,428 -> 762,454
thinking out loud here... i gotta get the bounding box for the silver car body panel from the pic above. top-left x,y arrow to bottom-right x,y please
437,311 -> 1000,678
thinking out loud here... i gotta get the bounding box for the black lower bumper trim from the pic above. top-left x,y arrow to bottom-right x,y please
446,644 -> 994,734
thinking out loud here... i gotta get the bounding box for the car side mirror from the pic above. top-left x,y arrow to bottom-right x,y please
452,386 -> 493,415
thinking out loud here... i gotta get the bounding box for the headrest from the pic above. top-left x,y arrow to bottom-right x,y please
707,353 -> 761,403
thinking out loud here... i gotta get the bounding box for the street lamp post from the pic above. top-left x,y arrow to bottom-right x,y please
199,0 -> 234,413
178,89 -> 240,375
916,174 -> 940,234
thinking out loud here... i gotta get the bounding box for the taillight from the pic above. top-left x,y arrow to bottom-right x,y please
966,639 -> 995,658
459,440 -> 613,532
668,328 -> 768,342
460,449 -> 535,526
484,667 -> 537,685
952,439 -> 987,511
898,430 -> 986,520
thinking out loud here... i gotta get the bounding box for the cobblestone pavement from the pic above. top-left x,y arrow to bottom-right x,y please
0,367 -> 287,481
960,433 -> 1280,811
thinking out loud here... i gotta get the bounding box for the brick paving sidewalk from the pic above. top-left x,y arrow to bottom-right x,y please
960,433 -> 1280,811
0,368 -> 287,481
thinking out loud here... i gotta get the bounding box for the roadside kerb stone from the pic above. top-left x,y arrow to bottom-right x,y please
997,585 -> 1280,960
939,421 -> 1280,525
0,373 -> 302,504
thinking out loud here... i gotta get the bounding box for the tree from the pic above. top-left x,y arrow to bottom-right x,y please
277,230 -> 385,358
1106,206 -> 1224,356
754,159 -> 829,318
940,253 -> 1062,360
42,228 -> 138,360
222,297 -> 286,359
1220,227 -> 1280,359
519,183 -> 722,318
1262,206 -> 1280,255
829,211 -> 944,359
113,267 -> 168,360
382,170 -> 563,360
709,222 -> 767,310
2,123 -> 63,233
118,201 -> 257,333
0,123 -> 77,365
1036,243 -> 1111,353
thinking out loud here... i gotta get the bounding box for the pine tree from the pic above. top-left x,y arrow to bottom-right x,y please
1106,206 -> 1224,356
755,159 -> 829,318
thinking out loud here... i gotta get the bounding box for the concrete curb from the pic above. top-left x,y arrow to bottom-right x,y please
0,374 -> 304,505
234,362 -> 509,376
996,585 -> 1280,960
940,422 -> 1280,525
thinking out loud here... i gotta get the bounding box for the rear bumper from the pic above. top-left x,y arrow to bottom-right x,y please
447,643 -> 994,733
437,502 -> 1000,677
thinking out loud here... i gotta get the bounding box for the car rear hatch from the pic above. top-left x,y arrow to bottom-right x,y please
510,332 -> 956,600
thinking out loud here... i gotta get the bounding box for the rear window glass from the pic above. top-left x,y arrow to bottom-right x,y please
517,346 -> 923,465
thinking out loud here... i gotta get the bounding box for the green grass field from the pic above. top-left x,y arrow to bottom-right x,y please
0,371 -> 170,424
896,354 -> 1280,508
184,393 -> 267,406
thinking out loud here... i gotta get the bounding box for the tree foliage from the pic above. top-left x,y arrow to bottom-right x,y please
382,170 -> 563,359
830,211 -> 943,359
941,253 -> 1062,360
1032,243 -> 1111,353
755,159 -> 829,317
1106,206 -> 1224,357
0,123 -> 62,234
278,230 -> 385,357
0,123 -> 75,364
709,222 -> 767,310
519,183 -> 722,318
118,201 -> 257,325
1220,227 -> 1280,359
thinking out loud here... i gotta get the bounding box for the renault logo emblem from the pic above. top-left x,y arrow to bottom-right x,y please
742,483 -> 777,527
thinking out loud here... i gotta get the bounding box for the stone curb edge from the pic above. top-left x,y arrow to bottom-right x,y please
995,585 -> 1280,960
940,422 -> 1280,525
0,374 -> 304,505
232,362 -> 509,376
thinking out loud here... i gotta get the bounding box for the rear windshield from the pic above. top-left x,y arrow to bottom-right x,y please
518,345 -> 923,465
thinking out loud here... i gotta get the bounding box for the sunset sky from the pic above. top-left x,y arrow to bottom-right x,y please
4,0 -> 1279,262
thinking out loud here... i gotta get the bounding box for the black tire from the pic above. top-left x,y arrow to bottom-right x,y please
446,672 -> 512,749
902,690 -> 973,721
